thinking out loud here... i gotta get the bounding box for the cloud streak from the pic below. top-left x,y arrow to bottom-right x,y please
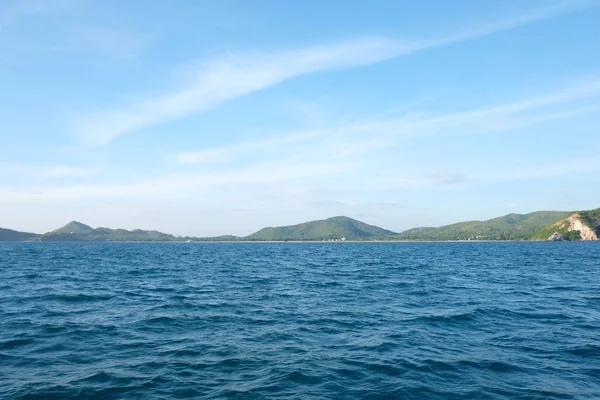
42,165 -> 99,178
73,1 -> 597,145
0,0 -> 70,27
379,158 -> 600,188
173,76 -> 600,165
0,163 -> 100,180
0,158 -> 353,202
70,28 -> 152,60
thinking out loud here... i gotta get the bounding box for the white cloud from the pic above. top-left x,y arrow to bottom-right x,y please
175,129 -> 323,164
173,76 -> 600,166
70,28 -> 152,60
73,37 -> 399,146
0,0 -> 70,27
72,1 -> 598,146
379,158 -> 600,188
42,165 -> 99,178
176,149 -> 229,164
0,163 -> 99,179
0,158 -> 352,203
416,0 -> 600,48
9,74 -> 591,207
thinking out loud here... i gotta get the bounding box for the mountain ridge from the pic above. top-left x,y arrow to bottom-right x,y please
41,223 -> 177,242
51,221 -> 94,235
530,208 -> 600,241
0,227 -> 40,242
394,211 -> 572,241
1,209 -> 599,242
245,216 -> 396,241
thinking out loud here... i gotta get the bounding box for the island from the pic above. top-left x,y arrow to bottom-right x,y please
1,208 -> 599,242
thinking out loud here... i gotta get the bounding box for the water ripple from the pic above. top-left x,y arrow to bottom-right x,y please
1,242 -> 599,399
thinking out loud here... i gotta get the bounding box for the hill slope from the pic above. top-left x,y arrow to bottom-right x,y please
395,211 -> 571,240
245,216 -> 396,241
41,222 -> 177,242
530,208 -> 600,241
2,209 -> 596,242
0,228 -> 39,241
50,221 -> 95,235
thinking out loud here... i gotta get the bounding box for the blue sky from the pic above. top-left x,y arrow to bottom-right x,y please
1,0 -> 600,236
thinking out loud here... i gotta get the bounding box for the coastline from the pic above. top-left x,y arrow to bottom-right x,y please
7,239 -> 580,244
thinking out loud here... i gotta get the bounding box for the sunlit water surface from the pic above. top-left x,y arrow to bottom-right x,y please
1,242 -> 599,399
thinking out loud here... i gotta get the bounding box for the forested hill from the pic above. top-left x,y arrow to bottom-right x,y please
245,216 -> 396,241
529,208 -> 600,241
393,211 -> 571,240
40,221 -> 178,242
2,209 -> 599,242
0,228 -> 39,242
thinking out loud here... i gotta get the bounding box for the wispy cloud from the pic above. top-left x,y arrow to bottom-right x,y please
414,0 -> 599,48
70,28 -> 152,60
3,155 -> 599,222
0,158 -> 352,202
0,163 -> 99,180
0,0 -> 70,27
73,37 -> 399,145
42,166 -> 99,178
379,79 -> 600,138
73,1 -> 597,145
175,130 -> 323,164
174,75 -> 600,165
379,158 -> 600,188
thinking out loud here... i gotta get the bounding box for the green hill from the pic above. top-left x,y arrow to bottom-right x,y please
530,208 -> 600,241
41,222 -> 177,242
182,235 -> 240,242
580,208 -> 600,235
245,216 -> 396,241
394,211 -> 571,240
0,228 -> 39,241
50,221 -> 95,235
2,209 -> 597,243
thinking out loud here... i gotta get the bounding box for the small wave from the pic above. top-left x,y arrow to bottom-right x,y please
457,359 -> 526,373
343,359 -> 405,377
410,310 -> 476,324
565,344 -> 600,357
0,337 -> 35,350
141,316 -> 181,325
280,370 -> 323,385
413,358 -> 459,372
2,241 -> 599,399
157,348 -> 204,358
42,293 -> 114,303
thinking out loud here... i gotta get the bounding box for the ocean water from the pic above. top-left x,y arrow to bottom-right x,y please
1,242 -> 599,399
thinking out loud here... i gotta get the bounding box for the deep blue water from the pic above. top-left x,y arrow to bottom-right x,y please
1,242 -> 599,399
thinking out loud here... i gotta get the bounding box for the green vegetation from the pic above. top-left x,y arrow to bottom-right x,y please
1,209 -> 598,242
563,230 -> 582,241
529,208 -> 600,241
0,228 -> 39,242
529,219 -> 573,241
245,216 -> 396,241
182,235 -> 241,242
579,208 -> 600,235
50,221 -> 95,235
41,221 -> 177,242
394,211 -> 571,240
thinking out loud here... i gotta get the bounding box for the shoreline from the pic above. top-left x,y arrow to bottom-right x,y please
7,239 -> 594,244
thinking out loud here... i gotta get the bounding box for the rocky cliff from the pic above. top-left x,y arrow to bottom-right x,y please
534,209 -> 600,241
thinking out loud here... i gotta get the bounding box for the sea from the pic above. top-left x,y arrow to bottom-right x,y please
1,242 -> 599,399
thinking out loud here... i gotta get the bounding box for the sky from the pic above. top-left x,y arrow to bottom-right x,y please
1,0 -> 600,236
